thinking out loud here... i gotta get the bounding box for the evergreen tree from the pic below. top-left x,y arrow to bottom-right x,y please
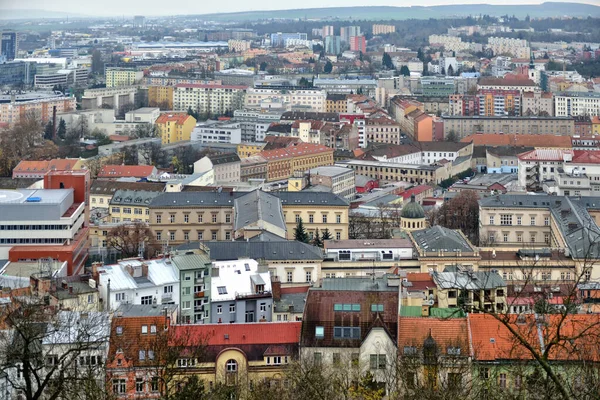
324,60 -> 333,74
382,52 -> 394,69
312,228 -> 323,247
447,65 -> 455,76
399,65 -> 410,76
417,47 -> 424,62
294,218 -> 309,243
187,107 -> 199,121
43,121 -> 54,140
57,118 -> 67,140
321,228 -> 333,243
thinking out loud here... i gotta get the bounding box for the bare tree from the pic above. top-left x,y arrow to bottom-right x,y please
106,222 -> 159,259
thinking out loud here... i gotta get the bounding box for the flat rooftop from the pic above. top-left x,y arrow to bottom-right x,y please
116,303 -> 179,317
0,189 -> 71,205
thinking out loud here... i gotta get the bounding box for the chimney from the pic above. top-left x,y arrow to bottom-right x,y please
106,279 -> 111,311
272,277 -> 281,301
125,265 -> 134,277
61,280 -> 68,289
68,285 -> 73,294
141,263 -> 149,277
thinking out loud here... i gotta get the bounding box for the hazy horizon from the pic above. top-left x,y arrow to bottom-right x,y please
0,0 -> 598,17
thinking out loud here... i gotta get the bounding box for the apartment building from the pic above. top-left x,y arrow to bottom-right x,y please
105,67 -> 143,87
487,37 -> 530,58
336,159 -> 449,185
148,85 -> 174,109
442,115 -> 574,139
0,95 -> 75,126
478,89 -> 521,116
304,166 -> 356,200
428,34 -> 471,52
149,192 -> 236,245
240,155 -> 268,182
191,120 -> 242,144
372,24 -> 396,35
349,36 -> 367,53
340,26 -> 361,43
193,153 -> 241,183
479,194 -> 600,279
81,86 -> 137,110
448,94 -> 480,116
234,109 -> 283,142
228,39 -> 251,52
326,94 -> 348,113
522,91 -> 554,116
245,87 -> 327,112
365,116 -> 401,145
108,190 -> 161,224
173,84 -> 247,116
155,113 -> 196,144
96,258 -> 180,310
260,142 -> 334,181
555,92 -> 600,117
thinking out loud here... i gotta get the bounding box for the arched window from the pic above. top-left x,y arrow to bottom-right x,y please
226,359 -> 238,373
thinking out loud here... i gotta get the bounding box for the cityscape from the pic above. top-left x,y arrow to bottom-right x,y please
0,1 -> 600,399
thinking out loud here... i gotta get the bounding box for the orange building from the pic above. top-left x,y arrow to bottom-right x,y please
413,113 -> 434,142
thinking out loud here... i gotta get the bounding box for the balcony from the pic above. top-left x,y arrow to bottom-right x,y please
194,305 -> 204,312
162,293 -> 173,302
236,290 -> 272,300
196,277 -> 204,284
194,291 -> 205,298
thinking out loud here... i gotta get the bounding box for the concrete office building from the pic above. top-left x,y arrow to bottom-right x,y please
105,67 -> 144,87
324,36 -> 342,55
81,86 -> 138,110
191,120 -> 242,144
1,31 -> 17,61
555,93 -> 600,118
442,115 -> 574,139
173,84 -> 247,116
270,33 -> 308,47
234,109 -> 283,142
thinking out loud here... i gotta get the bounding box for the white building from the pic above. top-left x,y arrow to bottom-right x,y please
173,84 -> 247,116
554,93 -> 600,117
209,258 -> 273,323
487,37 -> 530,58
97,258 -> 180,311
323,238 -> 414,263
245,88 -> 327,112
191,120 -> 242,144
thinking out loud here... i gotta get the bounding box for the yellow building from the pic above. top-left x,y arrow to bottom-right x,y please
171,323 -> 301,392
326,94 -> 348,113
592,116 -> 600,136
156,113 -> 197,144
148,86 -> 174,110
237,142 -> 266,158
105,67 -> 144,87
261,143 -> 334,182
108,189 -> 162,224
279,192 -> 349,241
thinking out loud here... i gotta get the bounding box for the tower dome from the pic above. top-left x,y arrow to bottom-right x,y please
401,194 -> 427,231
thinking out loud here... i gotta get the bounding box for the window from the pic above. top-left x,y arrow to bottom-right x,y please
322,214 -> 328,223
141,296 -> 153,305
544,217 -> 549,226
403,346 -> 417,355
287,271 -> 293,282
295,214 -> 301,223
150,325 -> 157,334
197,213 -> 203,223
499,373 -> 507,389
113,379 -> 126,394
500,214 -> 512,225
217,286 -> 227,295
150,377 -> 159,392
226,214 -> 231,223
217,305 -> 222,314
260,303 -> 266,312
169,231 -> 175,241
170,214 -> 175,223
309,214 -> 314,223
333,326 -> 361,339
489,216 -> 495,225
306,271 -> 312,282
212,214 -> 217,223
123,208 -> 131,214
517,216 -> 522,225
517,233 -> 522,242
225,231 -> 231,240
530,216 -> 536,226
46,355 -> 58,366
514,375 -> 522,389
184,214 -> 189,223
530,233 -> 536,243
115,292 -> 126,302
544,233 -> 550,245
313,352 -> 322,365
141,325 -> 148,334
336,214 -> 341,223
184,231 -> 189,241
334,303 -> 361,312
139,350 -> 146,360
336,232 -> 341,240
211,231 -> 217,240
135,378 -> 144,393
479,367 -> 490,380
229,304 -> 236,313
447,347 -> 461,356
315,326 -> 324,338
156,232 -> 162,241
226,359 -> 238,372
503,233 -> 508,242
116,326 -> 123,335
370,354 -> 386,370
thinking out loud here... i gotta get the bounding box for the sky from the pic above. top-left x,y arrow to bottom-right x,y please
0,0 -> 597,16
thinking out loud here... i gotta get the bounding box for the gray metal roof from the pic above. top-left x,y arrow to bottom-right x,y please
109,189 -> 162,206
234,190 -> 286,232
176,240 -> 324,261
274,292 -> 307,314
208,152 -> 241,165
170,252 -> 212,271
433,271 -> 506,290
149,192 -> 237,208
412,226 -> 474,253
316,276 -> 400,292
116,303 -> 179,317
275,191 -> 349,207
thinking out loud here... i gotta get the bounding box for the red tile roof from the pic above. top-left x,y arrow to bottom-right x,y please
261,142 -> 332,161
155,113 -> 194,125
98,165 -> 156,178
468,314 -> 539,361
13,158 -> 82,174
401,185 -> 432,200
572,150 -> 600,164
462,133 -> 572,149
398,317 -> 469,353
171,322 -> 301,347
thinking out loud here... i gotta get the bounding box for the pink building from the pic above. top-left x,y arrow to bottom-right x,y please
350,36 -> 367,53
